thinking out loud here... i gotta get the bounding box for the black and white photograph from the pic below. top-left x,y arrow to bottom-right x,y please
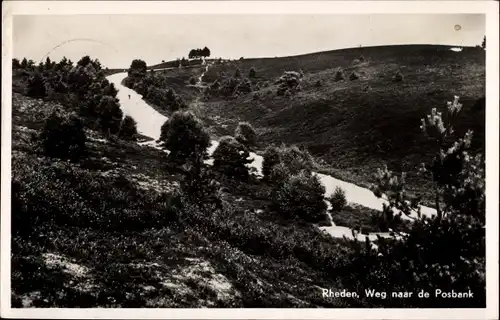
1,1 -> 498,318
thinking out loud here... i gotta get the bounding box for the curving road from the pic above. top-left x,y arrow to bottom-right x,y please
106,68 -> 436,241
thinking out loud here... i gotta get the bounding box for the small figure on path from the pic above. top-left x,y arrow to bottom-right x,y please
128,94 -> 130,99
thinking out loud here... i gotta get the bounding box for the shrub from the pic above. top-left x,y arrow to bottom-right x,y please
235,78 -> 253,94
271,171 -> 327,223
329,186 -> 347,212
262,145 -> 282,179
314,80 -> 322,88
349,72 -> 360,81
234,68 -> 241,78
189,76 -> 197,85
119,115 -> 138,141
248,67 -> 257,78
160,111 -> 211,165
334,69 -> 344,82
39,110 -> 87,160
392,71 -> 404,82
220,77 -> 240,97
234,121 -> 257,147
27,71 -> 47,98
276,71 -> 301,96
212,136 -> 252,180
263,144 -> 314,181
96,96 -> 124,135
359,55 -> 365,62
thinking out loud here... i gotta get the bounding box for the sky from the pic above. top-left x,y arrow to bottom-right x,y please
13,14 -> 485,69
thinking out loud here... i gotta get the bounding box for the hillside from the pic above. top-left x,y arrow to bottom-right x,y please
194,45 -> 486,204
9,46 -> 486,308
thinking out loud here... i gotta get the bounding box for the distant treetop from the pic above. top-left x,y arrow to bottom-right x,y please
189,47 -> 211,59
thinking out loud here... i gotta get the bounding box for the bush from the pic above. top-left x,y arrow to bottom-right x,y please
128,59 -> 147,78
39,111 -> 87,160
119,115 -> 138,141
334,69 -> 344,82
234,122 -> 257,147
235,78 -> 253,94
276,71 -> 301,96
314,80 -> 322,88
96,96 -> 124,135
262,145 -> 282,179
212,136 -> 252,180
329,186 -> 347,212
263,144 -> 314,181
189,76 -> 197,85
271,170 -> 327,223
349,72 -> 360,81
234,68 -> 242,78
160,111 -> 211,165
27,71 -> 47,98
392,71 -> 404,82
248,67 -> 256,78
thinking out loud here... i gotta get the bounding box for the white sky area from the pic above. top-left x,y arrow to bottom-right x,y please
13,14 -> 485,68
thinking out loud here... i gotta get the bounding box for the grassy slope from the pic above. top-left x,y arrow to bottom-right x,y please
196,45 -> 486,205
12,92 -> 371,308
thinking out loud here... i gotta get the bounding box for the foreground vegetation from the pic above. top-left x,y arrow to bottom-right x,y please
10,46 -> 486,307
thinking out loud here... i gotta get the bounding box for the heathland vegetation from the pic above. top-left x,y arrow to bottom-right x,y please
10,43 -> 486,307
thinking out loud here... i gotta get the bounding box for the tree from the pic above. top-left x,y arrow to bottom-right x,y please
262,145 -> 282,179
128,59 -> 147,78
97,96 -> 124,136
212,136 -> 252,180
119,115 -> 138,141
26,71 -> 47,98
481,36 -> 486,49
234,121 -> 257,147
202,46 -> 211,58
329,186 -> 347,212
271,170 -> 328,223
12,58 -> 21,69
39,111 -> 87,160
262,144 -> 314,181
188,49 -> 196,59
21,58 -> 28,68
160,111 -> 211,165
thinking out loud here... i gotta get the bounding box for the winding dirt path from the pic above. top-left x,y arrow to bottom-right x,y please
106,66 -> 436,241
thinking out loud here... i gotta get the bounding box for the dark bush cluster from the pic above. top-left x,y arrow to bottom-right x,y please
334,69 -> 345,82
159,111 -> 211,165
261,144 -> 326,223
263,144 -> 315,181
39,110 -> 87,161
212,136 -> 252,180
124,65 -> 187,113
17,55 -> 134,140
276,71 -> 302,96
206,76 -> 256,99
234,121 -> 257,148
271,170 -> 328,223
